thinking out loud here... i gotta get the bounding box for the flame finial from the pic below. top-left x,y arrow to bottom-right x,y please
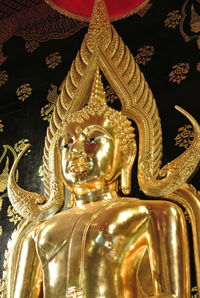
87,0 -> 112,51
88,68 -> 107,106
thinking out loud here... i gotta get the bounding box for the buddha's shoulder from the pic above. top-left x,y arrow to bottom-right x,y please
35,198 -> 138,235
36,197 -> 172,236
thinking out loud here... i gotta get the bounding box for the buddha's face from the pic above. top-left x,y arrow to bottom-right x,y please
59,116 -> 123,195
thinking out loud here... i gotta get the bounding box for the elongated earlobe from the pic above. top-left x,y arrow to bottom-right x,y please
121,140 -> 136,195
66,192 -> 76,208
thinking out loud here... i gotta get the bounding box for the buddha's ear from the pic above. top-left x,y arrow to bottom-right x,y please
121,140 -> 137,195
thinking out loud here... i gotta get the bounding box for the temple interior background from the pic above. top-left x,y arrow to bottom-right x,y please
0,0 -> 199,296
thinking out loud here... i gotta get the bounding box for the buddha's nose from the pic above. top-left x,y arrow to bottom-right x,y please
70,150 -> 82,159
69,144 -> 86,160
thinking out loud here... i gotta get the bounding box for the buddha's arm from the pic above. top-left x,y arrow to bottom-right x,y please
149,202 -> 190,298
7,222 -> 42,298
120,201 -> 190,297
143,202 -> 190,298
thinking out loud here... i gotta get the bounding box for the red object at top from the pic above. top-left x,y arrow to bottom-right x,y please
45,0 -> 148,21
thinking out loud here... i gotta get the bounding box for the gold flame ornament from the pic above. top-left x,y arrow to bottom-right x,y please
5,0 -> 200,297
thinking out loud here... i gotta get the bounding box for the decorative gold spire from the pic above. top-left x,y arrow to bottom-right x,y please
87,0 -> 111,52
88,68 -> 107,106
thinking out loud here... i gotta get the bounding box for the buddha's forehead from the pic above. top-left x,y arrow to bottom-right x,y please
61,115 -> 113,137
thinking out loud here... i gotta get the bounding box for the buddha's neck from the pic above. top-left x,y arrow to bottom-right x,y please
74,186 -> 119,207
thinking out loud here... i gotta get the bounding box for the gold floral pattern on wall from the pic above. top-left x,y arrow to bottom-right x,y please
164,10 -> 182,29
190,5 -> 200,49
41,83 -> 59,121
41,103 -> 54,121
0,157 -> 9,194
174,124 -> 194,149
0,121 -> 4,132
25,40 -> 40,53
14,139 -> 31,155
169,62 -> 190,84
179,1 -> 200,50
135,45 -> 154,65
0,70 -> 8,87
190,5 -> 200,34
16,83 -> 32,101
7,206 -> 22,225
38,164 -> 44,182
105,84 -> 118,104
46,52 -> 62,69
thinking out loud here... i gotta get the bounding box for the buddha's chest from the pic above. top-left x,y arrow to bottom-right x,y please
37,198 -> 149,297
37,198 -> 145,263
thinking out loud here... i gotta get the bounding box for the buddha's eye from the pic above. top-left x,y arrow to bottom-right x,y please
85,137 -> 97,144
84,136 -> 99,154
62,137 -> 74,150
63,144 -> 70,149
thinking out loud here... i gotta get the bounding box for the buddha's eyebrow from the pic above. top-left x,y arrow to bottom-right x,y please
82,125 -> 113,138
60,133 -> 74,139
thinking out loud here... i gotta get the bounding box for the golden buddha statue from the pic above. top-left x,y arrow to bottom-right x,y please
4,0 -> 200,297
34,70 -> 192,298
